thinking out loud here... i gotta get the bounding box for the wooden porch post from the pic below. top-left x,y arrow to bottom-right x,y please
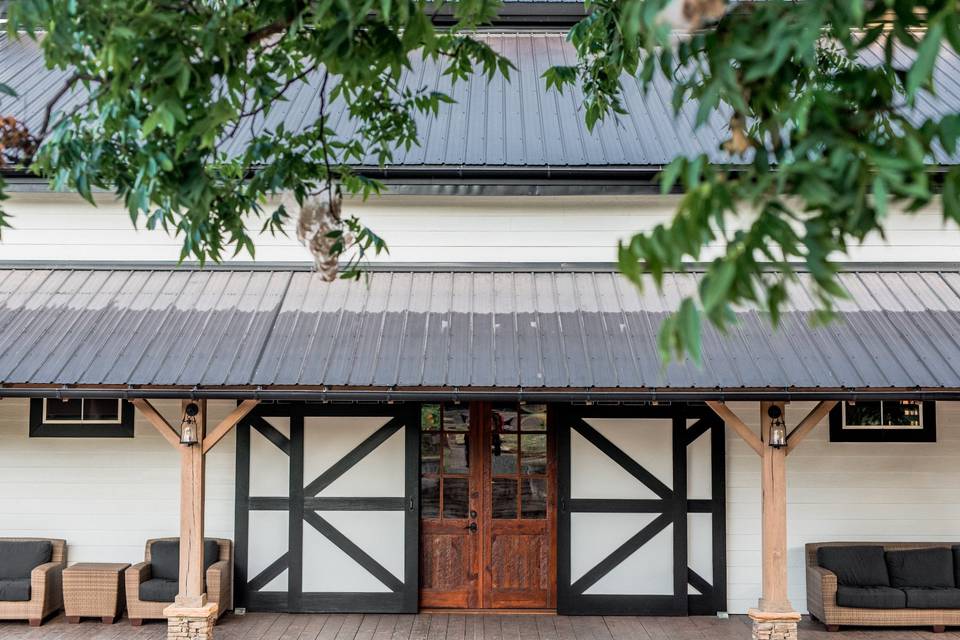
132,397 -> 259,639
177,399 -> 207,608
758,400 -> 792,614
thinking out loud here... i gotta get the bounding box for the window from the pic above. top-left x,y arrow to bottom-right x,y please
829,400 -> 936,443
30,398 -> 134,437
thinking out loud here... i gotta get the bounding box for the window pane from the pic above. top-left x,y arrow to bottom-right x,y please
442,433 -> 470,473
492,478 -> 518,519
421,477 -> 440,519
421,433 -> 441,474
84,398 -> 120,422
443,405 -> 469,431
442,478 -> 469,519
492,405 -> 519,432
884,401 -> 922,427
521,478 -> 547,519
491,433 -> 518,475
520,404 -> 548,431
45,399 -> 82,421
845,401 -> 882,427
521,433 -> 547,474
421,404 -> 441,431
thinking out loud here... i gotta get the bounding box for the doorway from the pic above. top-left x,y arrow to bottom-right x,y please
419,403 -> 557,609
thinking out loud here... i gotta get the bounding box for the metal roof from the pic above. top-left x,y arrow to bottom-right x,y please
2,266 -> 960,394
3,33 -> 960,170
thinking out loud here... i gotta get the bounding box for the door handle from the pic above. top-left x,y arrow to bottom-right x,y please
465,522 -> 478,532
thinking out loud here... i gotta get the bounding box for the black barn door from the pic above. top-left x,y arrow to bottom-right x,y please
557,404 -> 726,615
235,403 -> 419,613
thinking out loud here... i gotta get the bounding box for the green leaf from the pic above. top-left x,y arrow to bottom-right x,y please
906,22 -> 944,100
871,176 -> 888,219
0,83 -> 16,97
945,168 -> 960,224
701,260 -> 736,313
659,157 -> 684,194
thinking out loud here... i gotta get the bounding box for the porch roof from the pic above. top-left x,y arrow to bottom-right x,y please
1,264 -> 960,397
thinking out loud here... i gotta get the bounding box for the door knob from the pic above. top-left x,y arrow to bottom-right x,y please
465,522 -> 478,532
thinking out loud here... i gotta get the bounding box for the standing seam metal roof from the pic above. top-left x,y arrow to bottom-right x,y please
1,267 -> 960,390
2,33 -> 960,168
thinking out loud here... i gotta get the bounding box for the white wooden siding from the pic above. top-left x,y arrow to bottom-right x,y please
725,400 -> 960,615
1,193 -> 958,263
0,398 -> 236,564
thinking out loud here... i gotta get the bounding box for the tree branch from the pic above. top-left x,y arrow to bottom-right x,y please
38,73 -> 82,139
243,0 -> 310,44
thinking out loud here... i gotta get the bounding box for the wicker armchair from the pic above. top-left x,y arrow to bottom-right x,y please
0,537 -> 66,627
125,537 -> 231,625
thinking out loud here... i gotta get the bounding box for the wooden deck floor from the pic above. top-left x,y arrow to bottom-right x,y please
3,613 -> 960,640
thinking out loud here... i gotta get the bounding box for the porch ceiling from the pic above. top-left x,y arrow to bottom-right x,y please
2,265 -> 960,393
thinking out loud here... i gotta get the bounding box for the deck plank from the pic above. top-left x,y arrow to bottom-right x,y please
7,613 -> 960,640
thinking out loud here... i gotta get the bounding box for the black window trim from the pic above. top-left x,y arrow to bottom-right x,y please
29,398 -> 135,438
829,400 -> 936,443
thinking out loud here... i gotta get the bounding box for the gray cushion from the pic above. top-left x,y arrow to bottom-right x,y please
886,547 -> 955,589
0,578 -> 31,602
904,587 -> 960,609
139,578 -> 178,603
150,540 -> 220,581
836,585 -> 907,609
817,546 -> 890,587
953,546 -> 960,587
0,541 -> 52,580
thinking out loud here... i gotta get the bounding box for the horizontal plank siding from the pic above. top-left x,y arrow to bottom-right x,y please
0,398 -> 236,563
2,193 -> 959,263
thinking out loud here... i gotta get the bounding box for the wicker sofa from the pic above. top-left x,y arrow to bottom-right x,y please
807,541 -> 960,632
125,537 -> 231,625
0,537 -> 67,626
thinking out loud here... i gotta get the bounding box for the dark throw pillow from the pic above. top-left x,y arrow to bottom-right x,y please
0,540 -> 52,580
886,547 -> 955,589
203,539 -> 220,571
817,545 -> 890,587
150,541 -> 180,581
151,539 -> 221,581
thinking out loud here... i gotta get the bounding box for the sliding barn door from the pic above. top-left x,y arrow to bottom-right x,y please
557,405 -> 725,615
235,404 -> 419,613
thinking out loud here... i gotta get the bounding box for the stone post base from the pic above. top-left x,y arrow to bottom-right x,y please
748,609 -> 801,640
164,603 -> 219,640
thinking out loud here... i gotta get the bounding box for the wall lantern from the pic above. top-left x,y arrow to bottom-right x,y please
180,402 -> 200,446
768,404 -> 787,449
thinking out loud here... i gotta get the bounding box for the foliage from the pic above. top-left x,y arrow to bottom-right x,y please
2,0 -> 512,275
547,0 -> 960,362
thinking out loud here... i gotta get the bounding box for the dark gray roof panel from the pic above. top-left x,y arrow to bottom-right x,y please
3,33 -> 960,168
2,267 -> 960,390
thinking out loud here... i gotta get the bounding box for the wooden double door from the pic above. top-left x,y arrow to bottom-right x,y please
419,403 -> 557,609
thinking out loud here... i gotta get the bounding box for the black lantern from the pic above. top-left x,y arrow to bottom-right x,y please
767,404 -> 787,449
180,402 -> 200,446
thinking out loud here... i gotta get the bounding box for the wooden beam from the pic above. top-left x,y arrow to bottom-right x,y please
202,399 -> 259,454
176,400 -> 207,609
758,400 -> 793,613
131,399 -> 180,448
706,401 -> 763,456
785,400 -> 838,456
